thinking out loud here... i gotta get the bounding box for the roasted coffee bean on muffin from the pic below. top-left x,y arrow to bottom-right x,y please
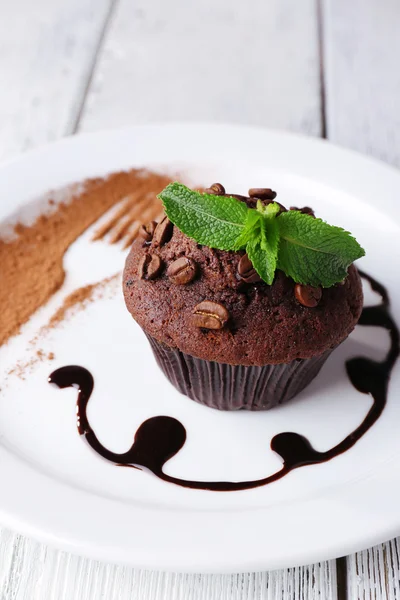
123,183 -> 364,410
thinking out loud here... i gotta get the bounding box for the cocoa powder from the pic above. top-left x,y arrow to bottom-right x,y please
6,350 -> 55,381
4,275 -> 119,384
0,169 -> 172,346
46,274 -> 120,330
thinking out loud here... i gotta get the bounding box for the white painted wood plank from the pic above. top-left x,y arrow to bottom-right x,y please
323,0 -> 400,167
0,0 -> 113,161
79,0 -> 322,136
347,539 -> 400,600
0,528 -> 337,600
323,2 -> 400,597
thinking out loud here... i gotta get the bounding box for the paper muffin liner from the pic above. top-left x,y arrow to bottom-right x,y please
146,334 -> 335,411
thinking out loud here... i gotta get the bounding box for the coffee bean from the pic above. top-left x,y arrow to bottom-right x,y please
138,220 -> 157,242
237,254 -> 261,283
153,216 -> 173,247
204,183 -> 225,195
192,300 -> 229,330
294,284 -> 322,307
248,188 -> 277,200
301,207 -> 315,216
138,255 -> 149,279
274,201 -> 287,212
167,257 -> 197,285
138,254 -> 163,280
229,193 -> 249,202
290,206 -> 315,218
147,255 -> 163,279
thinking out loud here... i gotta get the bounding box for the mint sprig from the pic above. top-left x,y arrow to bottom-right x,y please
158,183 -> 365,287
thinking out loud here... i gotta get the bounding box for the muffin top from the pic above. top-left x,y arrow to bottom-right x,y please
123,186 -> 363,366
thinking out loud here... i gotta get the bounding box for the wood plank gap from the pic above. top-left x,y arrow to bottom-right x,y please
316,0 -> 327,139
70,0 -> 120,134
335,556 -> 348,600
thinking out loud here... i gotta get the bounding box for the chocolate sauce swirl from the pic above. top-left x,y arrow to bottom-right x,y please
49,271 -> 399,492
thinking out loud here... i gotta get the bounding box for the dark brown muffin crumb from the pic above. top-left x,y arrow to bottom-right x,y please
123,223 -> 363,366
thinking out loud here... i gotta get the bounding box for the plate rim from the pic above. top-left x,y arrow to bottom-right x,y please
1,122 -> 400,572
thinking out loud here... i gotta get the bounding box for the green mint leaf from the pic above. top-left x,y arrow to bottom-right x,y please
261,215 -> 280,259
246,231 -> 278,286
158,183 -> 248,251
246,215 -> 279,285
256,200 -> 280,218
277,211 -> 365,287
260,218 -> 268,251
258,203 -> 280,252
232,209 -> 261,250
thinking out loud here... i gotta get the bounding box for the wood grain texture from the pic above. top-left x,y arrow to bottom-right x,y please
79,0 -> 322,135
346,540 -> 400,600
0,529 -> 338,600
322,0 -> 400,167
323,1 -> 400,597
0,0 -> 113,161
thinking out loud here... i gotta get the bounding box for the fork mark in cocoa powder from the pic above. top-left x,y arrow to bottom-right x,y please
120,203 -> 165,249
49,272 -> 398,492
0,169 -> 172,347
98,193 -> 163,245
91,193 -> 143,242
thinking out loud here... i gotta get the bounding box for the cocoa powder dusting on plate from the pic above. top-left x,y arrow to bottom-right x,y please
46,274 -> 120,330
4,275 -> 119,384
0,169 -> 172,347
6,350 -> 56,381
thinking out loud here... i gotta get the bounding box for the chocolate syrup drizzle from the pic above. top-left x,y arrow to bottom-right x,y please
49,272 -> 399,492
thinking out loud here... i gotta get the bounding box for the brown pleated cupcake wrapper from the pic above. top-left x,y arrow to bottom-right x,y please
146,334 -> 334,411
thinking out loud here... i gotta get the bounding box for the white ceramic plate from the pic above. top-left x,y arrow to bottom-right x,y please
1,123 -> 400,573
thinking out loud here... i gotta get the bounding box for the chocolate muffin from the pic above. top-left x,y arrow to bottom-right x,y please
123,185 -> 364,410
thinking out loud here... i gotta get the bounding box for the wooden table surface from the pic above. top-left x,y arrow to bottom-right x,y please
1,0 -> 400,597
